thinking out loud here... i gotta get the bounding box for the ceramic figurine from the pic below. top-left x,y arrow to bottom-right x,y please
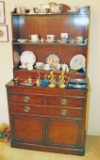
36,78 -> 41,87
36,75 -> 41,87
62,63 -> 69,72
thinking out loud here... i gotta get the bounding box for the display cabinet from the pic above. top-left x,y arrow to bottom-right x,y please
6,4 -> 90,155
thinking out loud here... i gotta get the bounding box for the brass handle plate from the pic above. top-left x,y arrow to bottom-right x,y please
24,106 -> 30,112
60,99 -> 68,105
23,96 -> 30,102
60,109 -> 68,116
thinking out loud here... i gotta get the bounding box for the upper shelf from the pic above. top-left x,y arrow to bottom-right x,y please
12,41 -> 87,46
12,5 -> 90,16
12,11 -> 90,16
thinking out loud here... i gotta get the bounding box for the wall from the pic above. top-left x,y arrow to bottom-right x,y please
0,0 -> 100,135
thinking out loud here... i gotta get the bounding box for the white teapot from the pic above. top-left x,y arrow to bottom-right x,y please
62,63 -> 69,72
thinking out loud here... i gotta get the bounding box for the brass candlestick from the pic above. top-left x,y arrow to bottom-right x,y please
48,71 -> 56,88
58,71 -> 67,88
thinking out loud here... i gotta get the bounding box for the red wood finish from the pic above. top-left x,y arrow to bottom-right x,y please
6,80 -> 87,155
12,116 -> 45,144
46,118 -> 81,146
11,5 -> 90,79
6,4 -> 90,156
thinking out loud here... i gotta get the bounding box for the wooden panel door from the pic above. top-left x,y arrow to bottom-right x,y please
46,118 -> 82,147
11,115 -> 45,144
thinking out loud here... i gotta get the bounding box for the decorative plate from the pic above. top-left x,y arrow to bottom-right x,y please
46,53 -> 61,67
70,54 -> 86,70
20,79 -> 36,86
19,51 -> 36,69
14,51 -> 20,67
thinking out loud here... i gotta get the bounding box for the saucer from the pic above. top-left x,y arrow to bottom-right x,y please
57,40 -> 67,43
67,9 -> 79,13
51,10 -> 62,13
42,67 -> 51,71
17,39 -> 28,42
28,40 -> 39,43
34,66 -> 43,70
19,65 -> 27,69
45,39 -> 56,43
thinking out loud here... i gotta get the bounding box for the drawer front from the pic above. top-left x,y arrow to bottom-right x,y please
10,104 -> 44,115
44,107 -> 82,118
46,97 -> 84,107
8,93 -> 44,105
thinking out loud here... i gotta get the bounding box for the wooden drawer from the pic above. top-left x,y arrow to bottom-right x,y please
10,104 -> 44,115
8,93 -> 44,105
46,96 -> 84,107
44,107 -> 82,118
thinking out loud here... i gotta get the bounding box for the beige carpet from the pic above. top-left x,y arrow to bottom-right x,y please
0,135 -> 100,160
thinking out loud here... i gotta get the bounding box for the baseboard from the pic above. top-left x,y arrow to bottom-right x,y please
87,132 -> 100,136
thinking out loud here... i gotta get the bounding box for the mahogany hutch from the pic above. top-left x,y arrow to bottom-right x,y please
6,4 -> 90,155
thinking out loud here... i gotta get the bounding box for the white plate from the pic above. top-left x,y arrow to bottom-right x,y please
46,53 -> 61,67
20,51 -> 36,68
17,39 -> 28,42
14,51 -> 20,67
70,54 -> 86,70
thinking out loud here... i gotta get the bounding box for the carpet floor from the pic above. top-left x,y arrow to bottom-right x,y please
0,135 -> 100,160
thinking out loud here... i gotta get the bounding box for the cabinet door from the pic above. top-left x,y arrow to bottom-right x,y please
46,118 -> 82,147
11,115 -> 45,144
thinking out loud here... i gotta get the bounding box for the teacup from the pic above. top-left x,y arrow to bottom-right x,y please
70,6 -> 79,12
62,63 -> 69,72
60,33 -> 69,41
51,4 -> 62,12
76,36 -> 84,43
16,6 -> 26,13
56,64 -> 62,70
47,34 -> 56,42
43,64 -> 50,70
30,34 -> 39,42
35,62 -> 44,68
27,63 -> 33,70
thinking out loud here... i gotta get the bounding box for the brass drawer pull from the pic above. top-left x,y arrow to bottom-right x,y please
24,106 -> 30,112
60,109 -> 68,116
60,99 -> 68,105
23,96 -> 30,102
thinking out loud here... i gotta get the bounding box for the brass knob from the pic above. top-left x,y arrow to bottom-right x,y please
60,109 -> 68,116
23,96 -> 30,102
24,106 -> 30,112
60,99 -> 68,105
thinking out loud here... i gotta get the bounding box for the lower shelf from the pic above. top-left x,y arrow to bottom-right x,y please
11,140 -> 85,156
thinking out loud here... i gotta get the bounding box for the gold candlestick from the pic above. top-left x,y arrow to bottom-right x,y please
58,71 -> 67,88
48,71 -> 56,88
